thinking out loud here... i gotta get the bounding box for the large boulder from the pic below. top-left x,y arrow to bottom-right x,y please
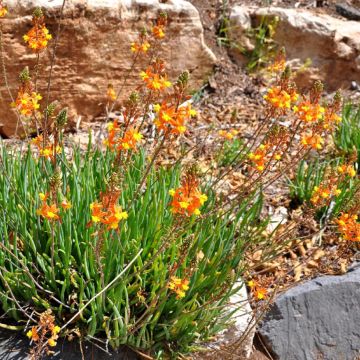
0,0 -> 216,137
0,328 -> 139,359
229,6 -> 360,91
259,265 -> 360,360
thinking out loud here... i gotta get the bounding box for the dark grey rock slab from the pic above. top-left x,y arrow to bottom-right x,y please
336,3 -> 360,21
0,329 -> 140,359
259,266 -> 360,360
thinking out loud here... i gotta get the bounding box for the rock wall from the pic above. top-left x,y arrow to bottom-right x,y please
0,0 -> 216,137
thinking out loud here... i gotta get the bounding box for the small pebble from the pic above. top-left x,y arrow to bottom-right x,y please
350,81 -> 359,91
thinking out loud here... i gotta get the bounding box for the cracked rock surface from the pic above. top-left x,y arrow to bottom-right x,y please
259,265 -> 360,360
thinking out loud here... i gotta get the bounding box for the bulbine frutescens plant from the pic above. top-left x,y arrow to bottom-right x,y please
0,4 -> 359,359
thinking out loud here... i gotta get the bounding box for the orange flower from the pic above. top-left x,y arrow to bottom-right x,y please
168,276 -> 190,299
268,59 -> 286,73
23,13 -> 52,52
322,91 -> 342,130
301,132 -> 324,150
248,144 -> 269,172
293,101 -> 325,123
140,68 -> 153,82
107,84 -> 116,101
117,128 -> 143,151
12,89 -> 42,116
90,194 -> 128,230
104,120 -> 120,149
31,135 -> 61,160
90,202 -> 107,223
268,58 -> 286,73
27,310 -> 60,348
248,129 -> 290,173
152,25 -> 165,39
101,204 -> 128,230
154,102 -> 196,135
26,326 -> 39,342
104,122 -> 142,152
39,144 -> 62,160
264,86 -> 298,110
310,184 -> 341,206
254,287 -> 267,300
169,174 -> 207,216
131,41 -> 150,53
247,279 -> 268,300
322,109 -> 341,130
149,74 -> 171,91
248,137 -> 285,172
219,129 -> 239,140
337,164 -> 356,178
152,14 -> 167,39
61,199 -> 72,210
31,134 -> 43,148
336,212 -> 360,242
140,67 -> 172,92
154,103 -> 177,132
37,202 -> 60,221
267,48 -> 286,73
0,2 -> 8,17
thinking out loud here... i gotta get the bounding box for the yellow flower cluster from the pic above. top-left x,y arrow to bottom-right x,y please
264,86 -> 298,110
0,2 -> 7,17
265,54 -> 342,153
301,132 -> 324,150
23,14 -> 52,52
218,129 -> 239,140
90,191 -> 128,230
247,279 -> 267,300
169,174 -> 207,216
103,120 -> 143,152
26,310 -> 60,348
249,129 -> 288,172
153,102 -> 196,135
336,212 -> 360,242
337,164 -> 357,178
107,84 -> 116,101
140,67 -> 172,92
293,101 -> 325,123
31,135 -> 62,161
12,89 -> 42,117
310,184 -> 341,206
36,192 -> 71,222
131,40 -> 150,54
168,276 -> 190,299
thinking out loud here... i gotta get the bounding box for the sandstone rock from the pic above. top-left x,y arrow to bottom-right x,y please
228,8 -> 253,63
259,265 -> 360,360
229,6 -> 360,91
0,0 -> 216,137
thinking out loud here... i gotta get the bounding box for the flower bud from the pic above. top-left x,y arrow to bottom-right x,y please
33,7 -> 43,18
177,70 -> 190,87
50,169 -> 62,188
19,67 -> 30,83
56,108 -> 68,128
129,91 -> 139,104
45,102 -> 58,118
